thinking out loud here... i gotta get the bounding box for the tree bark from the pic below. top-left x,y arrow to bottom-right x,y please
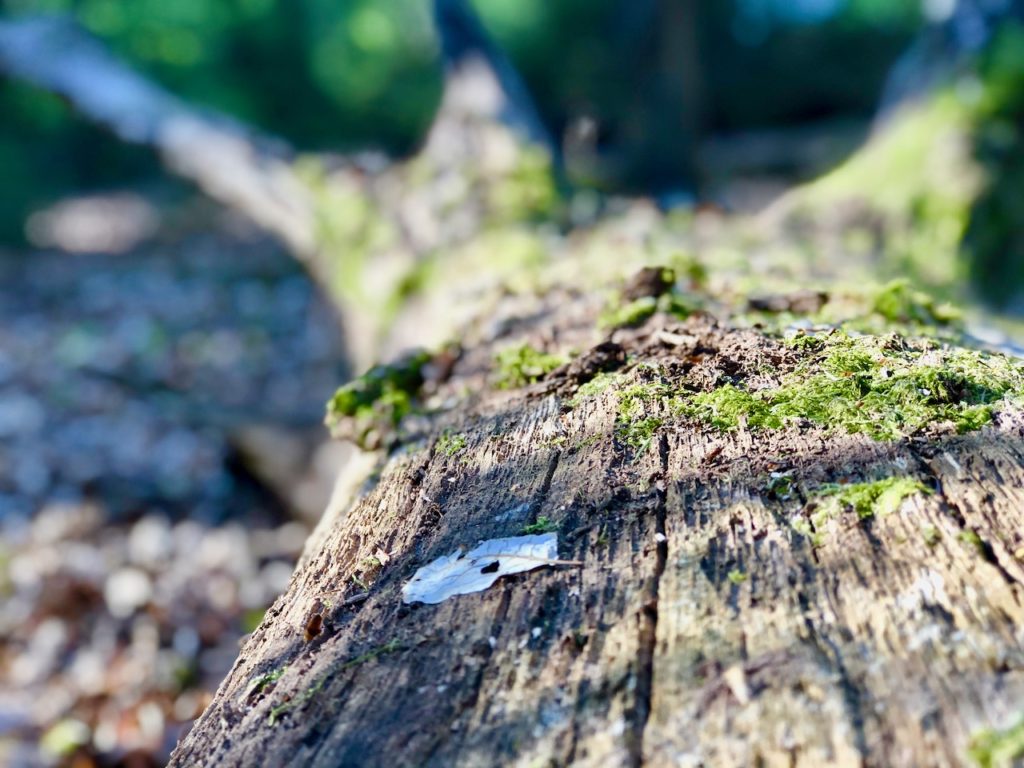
170,291 -> 1024,766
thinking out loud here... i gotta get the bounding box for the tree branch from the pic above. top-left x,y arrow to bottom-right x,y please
0,15 -> 318,258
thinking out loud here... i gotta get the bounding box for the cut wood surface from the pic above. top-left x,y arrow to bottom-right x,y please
171,293 -> 1024,767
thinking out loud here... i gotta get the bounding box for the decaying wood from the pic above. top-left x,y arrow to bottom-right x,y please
171,293 -> 1024,767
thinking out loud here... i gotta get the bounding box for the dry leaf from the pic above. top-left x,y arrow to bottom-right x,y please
402,533 -> 559,605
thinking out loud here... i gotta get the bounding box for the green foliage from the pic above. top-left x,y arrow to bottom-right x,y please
0,81 -> 159,241
11,0 -> 441,150
522,516 -> 557,534
969,715 -> 1024,768
816,476 -> 929,519
493,344 -> 566,388
325,350 -> 431,449
1,0 -> 441,241
682,334 -> 1024,440
964,22 -> 1024,308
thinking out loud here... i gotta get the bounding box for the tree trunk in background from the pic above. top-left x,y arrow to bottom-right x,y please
170,283 -> 1024,765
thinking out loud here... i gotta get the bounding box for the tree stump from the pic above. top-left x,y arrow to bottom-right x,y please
170,286 -> 1024,767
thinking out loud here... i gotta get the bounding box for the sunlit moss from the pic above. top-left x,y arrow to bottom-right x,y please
486,145 -> 561,224
614,376 -> 673,452
682,385 -> 778,431
869,279 -> 962,326
790,91 -> 981,289
789,476 -> 929,546
816,476 -> 930,519
600,296 -> 658,329
599,290 -> 699,330
436,431 -> 467,457
569,371 -> 623,407
324,350 -> 431,449
681,334 -> 1024,440
969,714 -> 1024,768
493,343 -> 566,388
726,569 -> 747,585
522,516 -> 558,534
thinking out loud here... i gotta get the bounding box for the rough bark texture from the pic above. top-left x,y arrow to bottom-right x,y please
170,290 -> 1024,767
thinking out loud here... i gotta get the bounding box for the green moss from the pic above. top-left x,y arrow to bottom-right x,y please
682,384 -> 778,431
783,333 -> 826,352
670,252 -> 709,289
869,279 -> 962,326
249,667 -> 286,696
816,477 -> 930,519
790,516 -> 825,548
959,529 -> 986,555
766,472 -> 794,501
600,296 -> 658,329
297,158 -> 397,310
494,343 -> 567,388
922,525 -> 941,547
486,145 -> 561,224
727,569 -> 747,585
569,371 -> 623,407
571,433 -> 604,452
681,334 -> 1024,441
790,476 -> 929,547
325,350 -> 432,450
660,291 -> 701,321
598,290 -> 698,330
618,416 -> 664,452
268,639 -> 401,726
437,431 -> 467,457
614,377 -> 673,452
617,380 -> 673,421
522,516 -> 558,534
969,715 -> 1024,768
790,91 -> 980,289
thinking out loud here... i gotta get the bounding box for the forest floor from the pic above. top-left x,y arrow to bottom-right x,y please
0,195 -> 347,767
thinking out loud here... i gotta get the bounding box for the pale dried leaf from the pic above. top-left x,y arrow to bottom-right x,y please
402,533 -> 558,605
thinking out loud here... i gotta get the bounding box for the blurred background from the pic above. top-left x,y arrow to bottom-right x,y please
1,0 -> 1023,765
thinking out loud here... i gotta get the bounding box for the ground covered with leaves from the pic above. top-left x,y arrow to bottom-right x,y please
0,203 -> 346,766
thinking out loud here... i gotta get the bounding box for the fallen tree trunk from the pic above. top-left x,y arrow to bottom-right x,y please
170,279 -> 1024,765
0,14 -> 561,369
